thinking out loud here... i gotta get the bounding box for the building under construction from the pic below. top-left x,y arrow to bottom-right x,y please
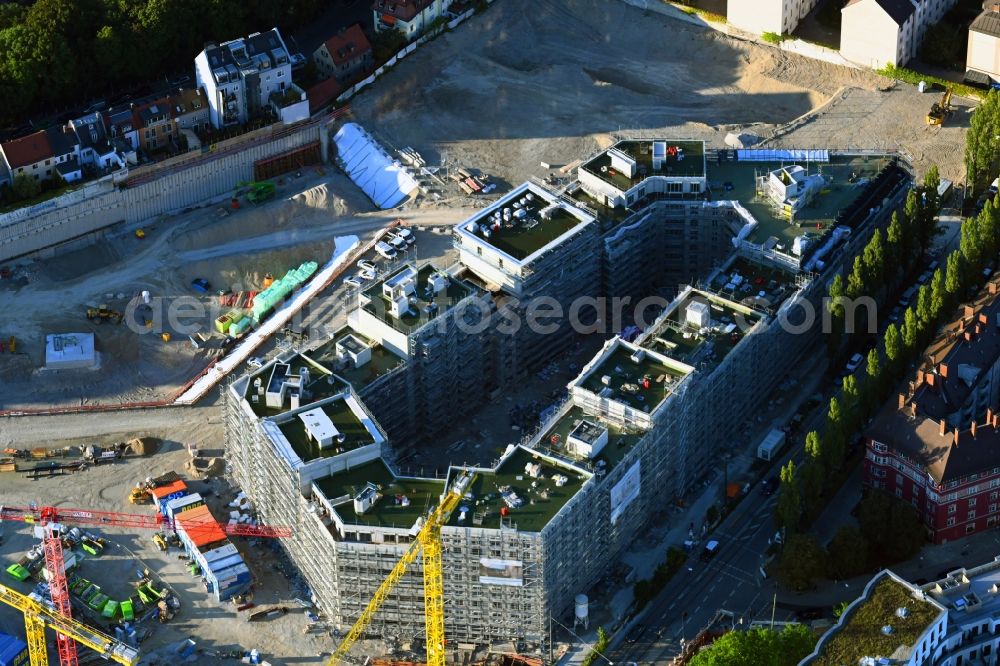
225,142 -> 913,659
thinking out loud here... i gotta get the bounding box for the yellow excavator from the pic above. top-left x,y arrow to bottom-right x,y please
86,304 -> 123,324
926,88 -> 953,126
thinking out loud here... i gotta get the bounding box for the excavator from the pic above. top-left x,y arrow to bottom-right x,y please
926,87 -> 953,126
235,180 -> 276,204
86,304 -> 123,324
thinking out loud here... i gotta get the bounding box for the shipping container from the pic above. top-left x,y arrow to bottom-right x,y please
0,631 -> 28,666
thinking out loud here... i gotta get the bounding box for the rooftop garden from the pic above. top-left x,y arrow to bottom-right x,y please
277,397 -> 376,462
315,458 -> 443,529
578,343 -> 687,412
539,405 -> 645,472
464,188 -> 590,261
646,292 -> 761,370
809,578 -> 941,666
361,264 -> 473,334
447,447 -> 589,533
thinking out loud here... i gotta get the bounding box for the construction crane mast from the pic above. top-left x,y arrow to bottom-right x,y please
0,581 -> 139,666
42,522 -> 80,666
328,473 -> 475,666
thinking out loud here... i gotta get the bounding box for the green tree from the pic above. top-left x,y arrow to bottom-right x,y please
827,273 -> 846,356
779,534 -> 828,592
916,284 -> 933,327
902,307 -> 919,353
919,166 -> 941,253
960,216 -> 983,277
825,397 -> 847,468
946,252 -> 965,300
858,492 -> 927,563
801,431 -> 825,512
885,210 -> 904,274
833,601 -> 850,619
864,347 -> 884,412
10,174 -> 40,200
861,229 -> 885,294
688,625 -> 817,666
884,323 -> 903,373
846,255 -> 866,299
826,525 -> 869,579
774,460 -> 802,533
965,89 -> 1000,192
930,268 -> 947,319
841,374 -> 862,436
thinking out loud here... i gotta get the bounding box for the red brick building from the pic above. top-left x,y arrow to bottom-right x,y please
864,276 -> 1000,544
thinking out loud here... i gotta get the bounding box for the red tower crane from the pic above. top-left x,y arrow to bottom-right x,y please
0,504 -> 290,666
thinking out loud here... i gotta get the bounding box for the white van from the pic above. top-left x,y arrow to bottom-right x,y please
375,242 -> 397,259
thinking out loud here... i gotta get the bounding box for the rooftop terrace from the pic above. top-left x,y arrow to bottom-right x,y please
706,154 -> 893,248
645,290 -> 763,371
926,558 -> 1000,627
807,575 -> 943,666
704,256 -> 802,313
360,264 -> 473,334
577,341 -> 689,414
581,140 -> 706,191
315,458 -> 444,530
447,447 -> 590,533
538,405 -> 645,473
243,355 -> 346,417
459,183 -> 593,261
276,396 -> 377,463
306,328 -> 406,390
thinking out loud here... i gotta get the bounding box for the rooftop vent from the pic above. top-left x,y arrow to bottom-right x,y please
895,607 -> 910,618
880,625 -> 894,635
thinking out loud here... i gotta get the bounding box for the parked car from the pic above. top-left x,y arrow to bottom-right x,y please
388,235 -> 408,252
247,357 -> 264,369
768,529 -> 784,546
359,268 -> 377,281
344,276 -> 364,288
699,540 -> 720,562
375,241 -> 397,259
845,353 -> 864,373
191,278 -> 211,293
357,259 -> 377,272
393,227 -> 416,245
761,477 -> 779,497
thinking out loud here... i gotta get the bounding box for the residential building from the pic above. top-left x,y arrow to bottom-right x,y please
106,107 -> 139,154
313,24 -> 373,84
226,143 -> 914,658
0,131 -> 54,185
841,0 -> 958,68
864,276 -> 1000,544
803,558 -> 1000,665
727,0 -> 820,37
69,112 -> 124,171
133,98 -> 177,153
169,88 -> 211,134
967,4 -> 1000,86
195,28 -> 294,128
373,0 -> 452,38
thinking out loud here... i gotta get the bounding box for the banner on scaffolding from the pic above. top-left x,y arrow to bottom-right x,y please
479,558 -> 524,586
610,460 -> 641,525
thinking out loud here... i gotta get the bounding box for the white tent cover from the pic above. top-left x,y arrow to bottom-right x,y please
333,122 -> 419,209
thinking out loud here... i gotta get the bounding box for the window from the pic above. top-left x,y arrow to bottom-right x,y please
967,523 -> 977,534
873,442 -> 888,453
477,246 -> 482,256
992,504 -> 998,514
45,159 -> 50,166
948,503 -> 957,514
897,474 -> 904,486
969,497 -> 977,507
968,510 -> 977,520
947,517 -> 956,526
896,487 -> 904,498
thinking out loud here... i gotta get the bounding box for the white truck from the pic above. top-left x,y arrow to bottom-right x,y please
757,428 -> 786,462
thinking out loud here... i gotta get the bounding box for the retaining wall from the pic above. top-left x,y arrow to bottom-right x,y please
0,121 -> 326,263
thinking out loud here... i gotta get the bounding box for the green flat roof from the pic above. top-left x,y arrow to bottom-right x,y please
448,447 -> 588,533
465,194 -> 588,261
706,256 -> 801,312
277,398 -> 376,462
539,405 -> 644,472
306,330 -> 405,390
646,292 -> 762,371
582,140 -> 706,190
809,577 -> 941,666
361,264 -> 472,334
705,155 -> 894,246
579,344 -> 687,412
315,459 -> 444,529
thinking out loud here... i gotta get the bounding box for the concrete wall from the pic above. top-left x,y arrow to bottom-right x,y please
0,122 -> 323,262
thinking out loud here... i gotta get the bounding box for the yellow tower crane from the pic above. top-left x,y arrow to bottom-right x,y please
327,472 -> 476,666
0,581 -> 139,665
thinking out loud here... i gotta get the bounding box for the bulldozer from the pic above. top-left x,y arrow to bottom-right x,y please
128,486 -> 152,504
86,304 -> 123,324
926,88 -> 954,126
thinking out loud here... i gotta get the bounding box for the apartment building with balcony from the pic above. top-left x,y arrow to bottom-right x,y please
373,0 -> 452,38
728,0 -> 821,37
841,0 -> 957,68
195,28 -> 294,128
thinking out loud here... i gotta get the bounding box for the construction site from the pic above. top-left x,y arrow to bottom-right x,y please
0,0 -> 978,664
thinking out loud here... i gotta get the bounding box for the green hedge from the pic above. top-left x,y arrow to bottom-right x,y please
877,63 -> 984,100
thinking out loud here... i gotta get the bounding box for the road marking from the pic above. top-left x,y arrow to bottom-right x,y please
709,583 -> 718,594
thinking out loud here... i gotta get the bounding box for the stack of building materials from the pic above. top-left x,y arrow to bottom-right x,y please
250,261 -> 319,324
150,479 -> 188,514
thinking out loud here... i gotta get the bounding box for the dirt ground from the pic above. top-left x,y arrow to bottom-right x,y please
346,0 -> 967,187
0,173 -> 473,412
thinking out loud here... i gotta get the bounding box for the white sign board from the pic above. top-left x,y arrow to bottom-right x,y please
610,460 -> 641,525
478,558 -> 524,587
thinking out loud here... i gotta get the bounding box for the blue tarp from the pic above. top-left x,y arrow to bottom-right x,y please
736,149 -> 830,162
333,122 -> 419,209
0,631 -> 28,666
